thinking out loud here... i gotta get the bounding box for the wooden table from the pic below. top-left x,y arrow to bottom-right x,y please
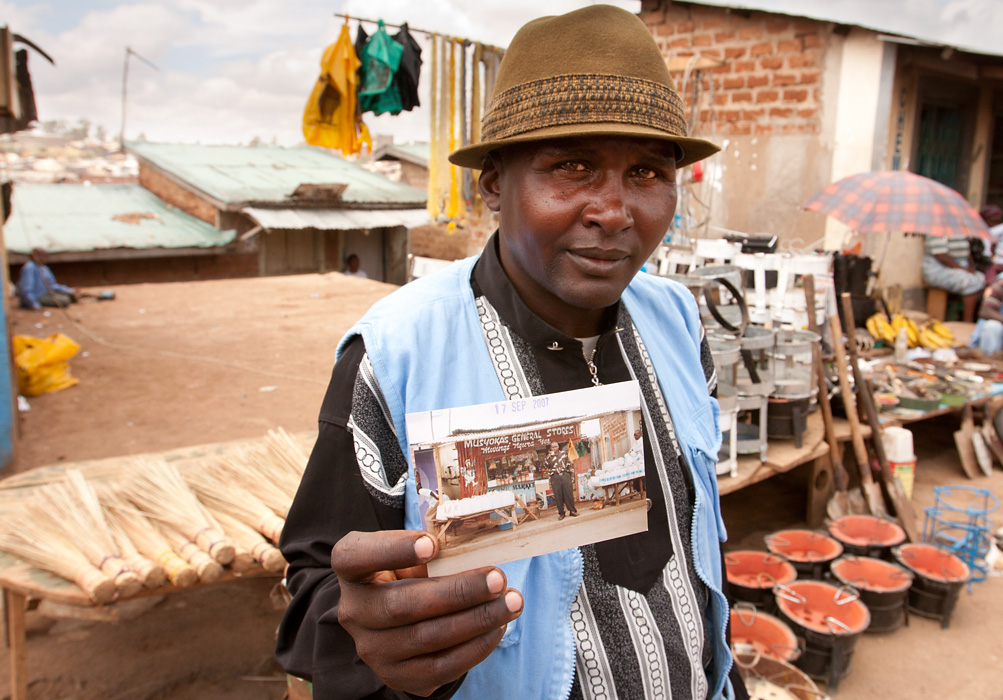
0,433 -> 310,700
717,410 -> 870,527
596,475 -> 646,508
432,503 -> 520,545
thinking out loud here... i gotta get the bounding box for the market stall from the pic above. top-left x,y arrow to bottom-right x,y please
0,430 -> 310,700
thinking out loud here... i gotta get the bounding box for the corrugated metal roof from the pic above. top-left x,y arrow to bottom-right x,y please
680,1 -> 1003,59
372,143 -> 430,168
126,142 -> 428,208
4,183 -> 235,254
244,207 -> 429,231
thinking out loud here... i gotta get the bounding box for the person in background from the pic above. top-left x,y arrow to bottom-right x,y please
544,441 -> 578,521
16,248 -> 77,310
970,272 -> 1003,355
921,233 -> 985,322
981,205 -> 1003,283
343,253 -> 368,279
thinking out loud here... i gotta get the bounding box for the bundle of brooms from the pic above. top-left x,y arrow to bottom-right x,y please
0,470 -> 143,603
185,465 -> 285,544
211,509 -> 286,573
98,486 -> 199,589
118,461 -> 235,566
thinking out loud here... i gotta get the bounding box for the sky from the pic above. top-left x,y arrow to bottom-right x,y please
7,0 -> 1000,148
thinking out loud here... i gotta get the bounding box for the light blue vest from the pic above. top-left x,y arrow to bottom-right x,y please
338,256 -> 735,699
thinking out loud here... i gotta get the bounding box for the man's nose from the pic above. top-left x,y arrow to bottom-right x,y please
581,173 -> 633,232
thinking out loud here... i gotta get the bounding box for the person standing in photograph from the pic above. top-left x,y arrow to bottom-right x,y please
545,441 -> 579,520
277,6 -> 746,700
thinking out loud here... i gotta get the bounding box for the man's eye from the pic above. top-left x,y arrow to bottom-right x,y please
634,167 -> 659,180
557,161 -> 587,172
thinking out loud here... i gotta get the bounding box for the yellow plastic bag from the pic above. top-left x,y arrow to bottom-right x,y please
13,333 -> 81,396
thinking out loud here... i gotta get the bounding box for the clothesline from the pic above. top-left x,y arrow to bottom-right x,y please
332,13 -> 505,54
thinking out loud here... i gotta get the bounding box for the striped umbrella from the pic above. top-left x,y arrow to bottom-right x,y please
802,170 -> 991,239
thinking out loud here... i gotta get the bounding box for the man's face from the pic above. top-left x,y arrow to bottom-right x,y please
479,136 -> 678,336
550,442 -> 559,452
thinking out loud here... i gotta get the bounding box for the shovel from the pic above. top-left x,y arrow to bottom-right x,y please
802,275 -> 866,519
829,307 -> 889,517
839,293 -> 920,542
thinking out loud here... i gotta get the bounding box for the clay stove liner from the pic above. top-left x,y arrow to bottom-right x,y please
894,543 -> 969,584
725,550 -> 797,590
730,606 -> 800,663
774,581 -> 870,636
828,515 -> 906,555
830,556 -> 913,594
765,530 -> 843,571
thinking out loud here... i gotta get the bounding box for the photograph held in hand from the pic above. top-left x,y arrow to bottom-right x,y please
406,381 -> 648,576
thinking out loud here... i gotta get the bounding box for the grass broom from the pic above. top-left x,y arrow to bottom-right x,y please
34,471 -> 143,598
265,427 -> 309,477
208,452 -> 295,518
0,510 -> 117,604
156,522 -> 223,583
184,467 -> 285,544
210,508 -> 286,572
99,486 -> 197,589
119,461 -> 235,565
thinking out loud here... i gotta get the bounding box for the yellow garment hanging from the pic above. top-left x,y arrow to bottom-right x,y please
470,42 -> 483,211
302,22 -> 371,155
446,39 -> 459,222
427,35 -> 441,220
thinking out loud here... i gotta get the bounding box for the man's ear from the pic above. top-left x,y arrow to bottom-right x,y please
478,153 -> 502,212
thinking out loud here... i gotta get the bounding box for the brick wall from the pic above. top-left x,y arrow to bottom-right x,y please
640,1 -> 826,137
138,165 -> 219,225
27,252 -> 260,287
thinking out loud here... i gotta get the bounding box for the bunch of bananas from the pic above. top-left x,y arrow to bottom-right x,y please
865,313 -> 956,349
865,313 -> 897,343
917,319 -> 957,349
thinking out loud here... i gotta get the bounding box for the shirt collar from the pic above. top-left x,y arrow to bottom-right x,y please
471,231 -> 621,351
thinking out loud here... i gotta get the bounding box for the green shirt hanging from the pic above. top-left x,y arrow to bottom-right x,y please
359,20 -> 404,116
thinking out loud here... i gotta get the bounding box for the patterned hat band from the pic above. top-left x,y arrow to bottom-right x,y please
481,73 -> 688,142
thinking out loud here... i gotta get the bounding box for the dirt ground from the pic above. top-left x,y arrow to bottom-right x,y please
4,273 -> 1003,699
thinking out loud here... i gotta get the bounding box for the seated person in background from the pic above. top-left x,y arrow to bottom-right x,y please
343,253 -> 368,279
970,274 -> 1003,355
17,248 -> 77,310
981,205 -> 1003,283
921,233 -> 985,322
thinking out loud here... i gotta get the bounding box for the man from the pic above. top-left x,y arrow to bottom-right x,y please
344,253 -> 369,279
544,441 -> 578,520
981,205 -> 1003,282
970,273 -> 1003,355
17,248 -> 77,309
277,6 -> 744,700
921,233 -> 985,322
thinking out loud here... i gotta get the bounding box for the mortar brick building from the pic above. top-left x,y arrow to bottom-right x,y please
638,0 -> 1003,303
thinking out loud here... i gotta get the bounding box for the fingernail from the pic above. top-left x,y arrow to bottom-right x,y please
486,569 -> 504,594
414,536 -> 434,561
505,590 -> 523,614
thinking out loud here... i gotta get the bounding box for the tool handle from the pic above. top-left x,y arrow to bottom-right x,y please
804,275 -> 849,493
828,310 -> 873,484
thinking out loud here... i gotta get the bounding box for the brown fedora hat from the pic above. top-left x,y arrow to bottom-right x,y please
449,5 -> 720,170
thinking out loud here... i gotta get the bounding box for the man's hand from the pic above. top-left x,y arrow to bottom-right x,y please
332,530 -> 524,697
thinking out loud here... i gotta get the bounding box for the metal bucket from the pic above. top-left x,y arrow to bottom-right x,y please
765,529 -> 843,580
773,580 -> 870,691
725,550 -> 798,611
830,555 -> 913,633
893,543 -> 970,629
828,514 -> 907,560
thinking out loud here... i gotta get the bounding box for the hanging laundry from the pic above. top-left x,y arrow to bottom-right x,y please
391,23 -> 422,112
302,22 -> 371,155
427,35 -> 441,220
359,20 -> 404,116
